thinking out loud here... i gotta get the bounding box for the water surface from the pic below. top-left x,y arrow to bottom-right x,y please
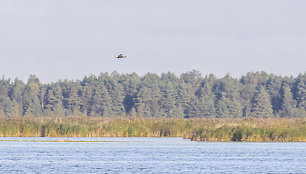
0,137 -> 305,173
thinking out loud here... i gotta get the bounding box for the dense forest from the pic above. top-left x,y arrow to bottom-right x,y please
0,70 -> 305,118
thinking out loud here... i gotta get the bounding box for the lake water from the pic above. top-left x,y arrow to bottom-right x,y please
0,137 -> 305,174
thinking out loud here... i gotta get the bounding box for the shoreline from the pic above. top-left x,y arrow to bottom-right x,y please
0,136 -> 305,143
1,117 -> 305,142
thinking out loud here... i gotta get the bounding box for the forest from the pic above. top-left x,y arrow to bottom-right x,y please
0,70 -> 305,118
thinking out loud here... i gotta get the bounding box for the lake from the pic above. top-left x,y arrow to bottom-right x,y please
0,137 -> 305,173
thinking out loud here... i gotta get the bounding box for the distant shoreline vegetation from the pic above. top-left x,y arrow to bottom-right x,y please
0,117 -> 305,142
0,70 -> 305,118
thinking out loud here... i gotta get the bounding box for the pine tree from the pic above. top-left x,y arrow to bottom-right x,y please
176,82 -> 192,117
186,96 -> 201,118
22,75 -> 42,116
251,86 -> 273,118
293,73 -> 306,110
90,84 -> 112,116
105,79 -> 126,117
227,98 -> 243,118
180,70 -> 203,93
280,85 -> 298,117
196,84 -> 216,118
80,85 -> 93,116
134,73 -> 162,117
0,79 -> 12,116
44,83 -> 65,116
266,77 -> 283,113
214,75 -> 243,118
215,95 -> 230,118
68,84 -> 82,116
159,82 -> 177,118
9,78 -> 25,103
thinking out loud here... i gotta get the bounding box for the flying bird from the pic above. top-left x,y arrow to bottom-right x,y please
116,54 -> 127,59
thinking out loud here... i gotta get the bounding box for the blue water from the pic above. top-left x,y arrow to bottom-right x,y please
0,137 -> 305,174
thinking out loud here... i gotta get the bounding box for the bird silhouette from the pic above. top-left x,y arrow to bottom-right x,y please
116,54 -> 127,58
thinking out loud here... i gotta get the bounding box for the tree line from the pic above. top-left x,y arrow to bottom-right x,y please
0,70 -> 305,118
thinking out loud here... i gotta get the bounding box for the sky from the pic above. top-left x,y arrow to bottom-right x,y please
0,0 -> 305,83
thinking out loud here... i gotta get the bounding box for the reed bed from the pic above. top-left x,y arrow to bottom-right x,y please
0,117 -> 305,142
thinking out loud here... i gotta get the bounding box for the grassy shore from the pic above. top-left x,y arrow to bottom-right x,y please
0,117 -> 305,142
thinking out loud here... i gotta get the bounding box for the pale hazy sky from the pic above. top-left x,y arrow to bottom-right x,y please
1,0 -> 305,83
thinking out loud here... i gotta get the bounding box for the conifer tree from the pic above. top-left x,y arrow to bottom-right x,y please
215,95 -> 230,118
197,84 -> 216,118
251,86 -> 273,117
22,75 -> 42,116
0,79 -> 12,116
159,82 -> 177,117
266,77 -> 283,113
214,75 -> 243,118
180,70 -> 203,93
44,83 -> 65,116
280,85 -> 298,117
293,73 -> 306,110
